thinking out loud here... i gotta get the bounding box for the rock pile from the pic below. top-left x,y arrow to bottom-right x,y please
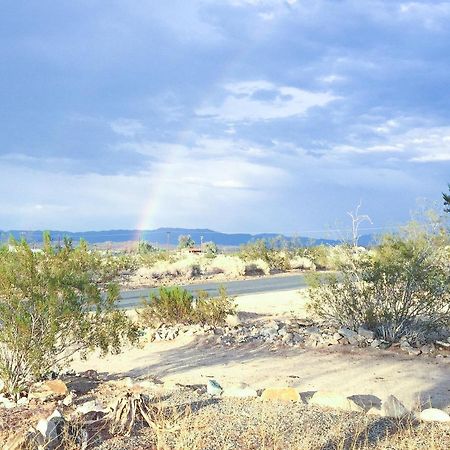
144,318 -> 450,358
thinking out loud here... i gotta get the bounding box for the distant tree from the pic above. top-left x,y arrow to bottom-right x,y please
444,184 -> 450,213
203,241 -> 218,257
138,240 -> 156,254
178,234 -> 195,249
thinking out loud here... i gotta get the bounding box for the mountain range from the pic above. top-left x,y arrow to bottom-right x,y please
0,228 -> 377,247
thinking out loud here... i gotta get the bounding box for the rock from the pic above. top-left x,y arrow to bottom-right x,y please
80,369 -> 99,379
76,400 -> 107,415
308,391 -> 364,412
381,395 -> 409,418
282,333 -> 294,344
62,392 -> 74,406
222,383 -> 258,398
338,327 -> 359,345
207,379 -> 223,396
378,341 -> 391,349
17,397 -> 29,406
225,314 -> 242,327
358,327 -> 375,340
370,339 -> 381,348
435,340 -> 450,349
419,408 -> 450,423
36,409 -> 65,450
29,379 -> 68,401
261,387 -> 300,402
367,407 -> 382,416
110,377 -> 134,389
0,394 -> 17,409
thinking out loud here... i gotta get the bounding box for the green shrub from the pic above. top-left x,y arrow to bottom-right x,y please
307,223 -> 450,341
0,237 -> 140,395
178,235 -> 195,249
194,287 -> 236,326
138,286 -> 235,327
203,241 -> 218,258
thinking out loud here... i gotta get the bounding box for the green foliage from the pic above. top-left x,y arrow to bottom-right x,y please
178,235 -> 195,249
194,287 -> 236,326
307,222 -> 450,342
239,239 -> 290,271
444,184 -> 450,213
138,240 -> 157,255
138,286 -> 235,327
203,241 -> 218,258
0,237 -> 140,395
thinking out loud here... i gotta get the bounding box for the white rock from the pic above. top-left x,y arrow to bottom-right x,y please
308,391 -> 364,412
419,408 -> 450,423
381,395 -> 409,418
76,400 -> 107,415
207,379 -> 223,396
222,383 -> 258,398
358,327 -> 375,340
225,314 -> 242,327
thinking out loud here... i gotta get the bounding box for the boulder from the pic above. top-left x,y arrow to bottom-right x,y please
358,327 -> 375,340
0,394 -> 17,409
261,387 -> 300,402
75,400 -> 107,415
29,379 -> 68,401
207,379 -> 223,396
308,391 -> 364,412
222,382 -> 258,398
419,408 -> 450,423
381,395 -> 409,418
225,314 -> 242,328
338,327 -> 359,345
435,340 -> 450,349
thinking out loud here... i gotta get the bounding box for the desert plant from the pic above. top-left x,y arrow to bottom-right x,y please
178,235 -> 195,249
307,221 -> 450,341
194,287 -> 236,325
444,184 -> 450,213
138,286 -> 234,327
203,241 -> 218,258
0,237 -> 140,395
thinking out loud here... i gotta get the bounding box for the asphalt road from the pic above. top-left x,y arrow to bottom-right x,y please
118,273 -> 307,309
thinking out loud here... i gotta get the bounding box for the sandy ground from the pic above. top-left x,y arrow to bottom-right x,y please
73,289 -> 450,413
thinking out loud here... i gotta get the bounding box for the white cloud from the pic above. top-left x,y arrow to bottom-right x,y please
196,80 -> 338,122
110,118 -> 145,137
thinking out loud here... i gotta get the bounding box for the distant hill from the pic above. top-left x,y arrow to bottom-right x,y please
0,227 -> 354,247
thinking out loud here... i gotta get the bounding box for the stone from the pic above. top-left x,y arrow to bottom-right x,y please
435,340 -> 450,349
0,395 -> 16,409
29,379 -> 68,401
308,391 -> 364,412
370,339 -> 381,348
358,327 -> 375,340
76,400 -> 107,415
36,409 -> 65,450
282,333 -> 294,344
17,397 -> 29,406
419,408 -> 450,423
62,392 -> 74,406
261,387 -> 300,402
277,327 -> 288,336
381,395 -> 409,418
222,383 -> 258,398
367,407 -> 382,416
207,379 -> 223,396
338,327 -> 359,345
225,314 -> 242,327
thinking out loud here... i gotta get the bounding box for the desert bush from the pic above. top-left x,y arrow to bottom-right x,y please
149,254 -> 202,279
178,235 -> 195,249
307,221 -> 450,341
203,254 -> 246,278
244,258 -> 271,276
239,239 -> 290,271
138,286 -> 235,327
0,237 -> 140,395
289,256 -> 316,271
203,241 -> 218,258
194,287 -> 236,326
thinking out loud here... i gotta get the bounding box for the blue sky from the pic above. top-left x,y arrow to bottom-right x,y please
1,0 -> 449,235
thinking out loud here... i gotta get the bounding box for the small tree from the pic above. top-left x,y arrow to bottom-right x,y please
178,235 -> 195,249
307,220 -> 450,342
203,241 -> 218,258
444,184 -> 450,213
0,238 -> 139,395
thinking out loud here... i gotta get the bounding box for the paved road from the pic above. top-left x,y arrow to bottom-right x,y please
118,273 -> 307,309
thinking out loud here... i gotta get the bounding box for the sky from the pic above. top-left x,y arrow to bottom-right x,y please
1,0 -> 449,236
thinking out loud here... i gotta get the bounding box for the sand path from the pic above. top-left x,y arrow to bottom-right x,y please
73,290 -> 450,412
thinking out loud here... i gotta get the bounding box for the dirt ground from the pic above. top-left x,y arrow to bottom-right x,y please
73,289 -> 450,413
